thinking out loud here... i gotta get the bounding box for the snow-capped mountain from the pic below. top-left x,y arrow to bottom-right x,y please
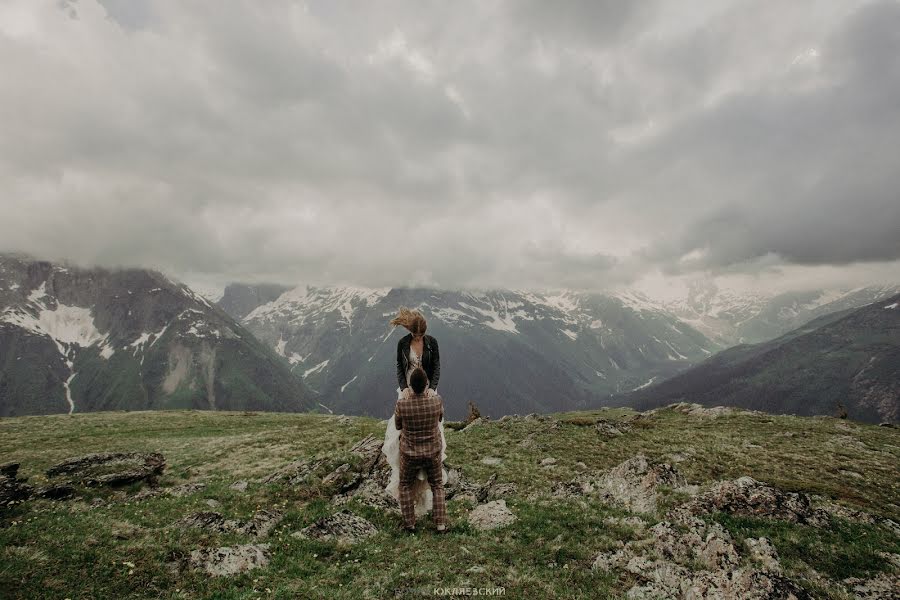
225,285 -> 720,420
660,280 -> 900,345
0,255 -> 317,417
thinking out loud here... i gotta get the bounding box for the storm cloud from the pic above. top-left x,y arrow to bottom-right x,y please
1,0 -> 898,293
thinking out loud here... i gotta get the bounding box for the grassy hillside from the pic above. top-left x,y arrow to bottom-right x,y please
1,407 -> 898,598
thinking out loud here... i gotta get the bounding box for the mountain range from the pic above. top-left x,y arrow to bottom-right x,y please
219,281 -> 898,422
625,292 -> 900,423
2,253 -> 897,422
227,285 -> 719,420
0,255 -> 317,417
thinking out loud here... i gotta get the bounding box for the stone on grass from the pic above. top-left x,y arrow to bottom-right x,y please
188,543 -> 271,577
596,454 -> 685,514
293,509 -> 378,545
229,480 -> 248,492
670,476 -> 829,527
467,499 -> 516,531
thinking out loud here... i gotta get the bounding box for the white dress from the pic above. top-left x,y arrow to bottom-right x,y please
382,345 -> 448,517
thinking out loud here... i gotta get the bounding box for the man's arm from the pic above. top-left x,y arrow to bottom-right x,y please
396,340 -> 407,391
394,402 -> 403,430
429,336 -> 440,390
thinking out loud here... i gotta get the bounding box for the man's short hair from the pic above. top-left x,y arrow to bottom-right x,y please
409,367 -> 429,395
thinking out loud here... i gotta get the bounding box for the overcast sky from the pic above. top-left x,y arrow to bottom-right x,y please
1,0 -> 899,297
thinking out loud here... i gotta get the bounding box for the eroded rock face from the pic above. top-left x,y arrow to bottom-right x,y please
467,499 -> 516,531
670,476 -> 830,527
45,452 -> 165,488
187,543 -> 271,577
293,509 -> 378,545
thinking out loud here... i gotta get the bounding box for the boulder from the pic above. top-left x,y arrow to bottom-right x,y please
467,499 -> 516,531
188,543 -> 271,577
45,452 -> 165,488
293,509 -> 379,545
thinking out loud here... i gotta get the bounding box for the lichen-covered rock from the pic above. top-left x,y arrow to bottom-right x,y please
596,420 -> 632,437
188,543 -> 271,577
293,509 -> 378,545
746,537 -> 782,574
842,572 -> 900,600
670,476 -> 830,526
175,509 -> 283,538
467,499 -> 516,531
596,454 -> 685,514
44,452 -> 166,489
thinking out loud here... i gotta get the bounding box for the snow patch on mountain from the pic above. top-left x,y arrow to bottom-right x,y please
341,375 -> 358,393
2,303 -> 110,357
562,329 -> 578,341
457,302 -> 519,333
632,376 -> 657,391
246,285 -> 391,326
885,302 -> 898,310
304,359 -> 329,377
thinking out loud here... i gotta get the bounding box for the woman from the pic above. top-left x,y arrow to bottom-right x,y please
381,307 -> 447,518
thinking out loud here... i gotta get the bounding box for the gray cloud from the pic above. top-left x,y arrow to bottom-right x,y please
0,0 -> 898,294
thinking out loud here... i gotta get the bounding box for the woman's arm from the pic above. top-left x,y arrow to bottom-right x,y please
429,337 -> 440,390
396,340 -> 407,391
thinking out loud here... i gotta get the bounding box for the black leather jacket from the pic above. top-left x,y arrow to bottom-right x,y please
396,333 -> 440,391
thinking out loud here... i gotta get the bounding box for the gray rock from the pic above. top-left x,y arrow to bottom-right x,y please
293,509 -> 378,545
596,454 -> 686,514
481,457 -> 502,466
229,480 -> 248,492
176,509 -> 283,538
540,457 -> 557,467
188,543 -> 271,577
745,537 -> 782,573
45,452 -> 165,488
467,499 -> 516,531
596,420 -> 632,437
670,476 -> 830,526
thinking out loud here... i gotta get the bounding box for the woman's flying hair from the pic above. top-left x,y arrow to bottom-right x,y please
389,306 -> 427,335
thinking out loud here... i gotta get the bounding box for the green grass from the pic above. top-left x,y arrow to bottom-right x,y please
1,406 -> 898,598
711,513 -> 900,581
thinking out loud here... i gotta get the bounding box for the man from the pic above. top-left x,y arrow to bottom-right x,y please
393,366 -> 448,533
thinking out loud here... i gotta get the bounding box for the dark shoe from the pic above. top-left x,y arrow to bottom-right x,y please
401,524 -> 416,534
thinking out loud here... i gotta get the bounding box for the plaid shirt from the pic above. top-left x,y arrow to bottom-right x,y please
394,390 -> 444,459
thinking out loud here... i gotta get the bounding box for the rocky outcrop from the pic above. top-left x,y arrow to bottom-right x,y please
293,509 -> 379,545
592,515 -> 810,599
46,452 -> 166,488
669,476 -> 830,527
595,419 -> 633,437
